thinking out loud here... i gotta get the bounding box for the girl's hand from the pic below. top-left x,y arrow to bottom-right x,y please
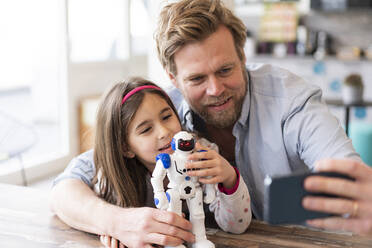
111,207 -> 194,247
185,142 -> 237,188
100,235 -> 125,248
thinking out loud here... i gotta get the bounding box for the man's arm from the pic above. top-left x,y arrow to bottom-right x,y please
49,178 -> 115,235
283,86 -> 361,168
283,87 -> 371,235
50,178 -> 195,247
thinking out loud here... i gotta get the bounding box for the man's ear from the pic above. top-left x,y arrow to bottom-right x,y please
167,70 -> 178,88
124,150 -> 135,158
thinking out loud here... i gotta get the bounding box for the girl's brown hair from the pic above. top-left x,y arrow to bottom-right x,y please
92,77 -> 180,207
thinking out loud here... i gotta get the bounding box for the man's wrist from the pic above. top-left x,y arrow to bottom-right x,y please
99,200 -> 124,236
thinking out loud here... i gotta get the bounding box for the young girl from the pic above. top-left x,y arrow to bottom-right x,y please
58,77 -> 251,248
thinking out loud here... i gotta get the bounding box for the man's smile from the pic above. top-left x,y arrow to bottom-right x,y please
207,96 -> 232,111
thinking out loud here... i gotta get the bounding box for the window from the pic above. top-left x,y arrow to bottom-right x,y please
68,0 -> 131,62
0,0 -> 149,185
68,0 -> 149,62
0,0 -> 68,184
130,0 -> 150,55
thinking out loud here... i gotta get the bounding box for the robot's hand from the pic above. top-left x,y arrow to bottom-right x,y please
154,192 -> 169,210
203,188 -> 216,204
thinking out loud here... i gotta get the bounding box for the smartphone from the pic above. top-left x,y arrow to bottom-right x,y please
263,171 -> 354,225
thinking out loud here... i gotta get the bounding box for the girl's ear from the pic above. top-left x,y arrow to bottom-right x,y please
124,150 -> 135,158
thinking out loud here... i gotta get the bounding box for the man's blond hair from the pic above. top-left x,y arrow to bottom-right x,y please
155,0 -> 247,76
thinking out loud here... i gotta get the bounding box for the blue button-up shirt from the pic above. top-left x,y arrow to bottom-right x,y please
167,63 -> 360,219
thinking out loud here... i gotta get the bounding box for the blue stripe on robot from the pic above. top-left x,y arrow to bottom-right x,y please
166,192 -> 171,202
156,153 -> 171,169
154,198 -> 159,206
171,138 -> 176,151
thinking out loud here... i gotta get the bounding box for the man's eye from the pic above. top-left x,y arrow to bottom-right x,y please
190,76 -> 204,83
219,67 -> 231,75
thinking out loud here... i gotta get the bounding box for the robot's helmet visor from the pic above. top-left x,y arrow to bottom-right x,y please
178,138 -> 194,151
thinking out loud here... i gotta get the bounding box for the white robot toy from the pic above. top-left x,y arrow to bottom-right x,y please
151,131 -> 216,248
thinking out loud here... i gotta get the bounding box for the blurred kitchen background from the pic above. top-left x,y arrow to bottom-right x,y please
0,0 -> 371,188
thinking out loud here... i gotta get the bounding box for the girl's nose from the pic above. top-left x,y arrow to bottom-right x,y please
158,124 -> 170,140
206,76 -> 225,96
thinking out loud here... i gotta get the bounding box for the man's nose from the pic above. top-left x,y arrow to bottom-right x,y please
206,76 -> 225,96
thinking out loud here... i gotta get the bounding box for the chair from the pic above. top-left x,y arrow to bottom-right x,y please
0,110 -> 37,185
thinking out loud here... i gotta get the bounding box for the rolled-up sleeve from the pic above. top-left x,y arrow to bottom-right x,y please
283,86 -> 361,168
52,150 -> 96,188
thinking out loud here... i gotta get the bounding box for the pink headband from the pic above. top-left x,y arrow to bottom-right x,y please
121,85 -> 162,105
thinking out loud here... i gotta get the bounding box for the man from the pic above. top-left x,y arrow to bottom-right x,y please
50,0 -> 372,245
155,0 -> 372,235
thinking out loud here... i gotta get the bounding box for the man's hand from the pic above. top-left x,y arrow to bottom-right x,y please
185,143 -> 237,188
302,159 -> 372,236
111,207 -> 194,247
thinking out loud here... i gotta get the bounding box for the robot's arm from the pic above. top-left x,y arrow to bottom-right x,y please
203,182 -> 216,204
194,148 -> 217,204
151,153 -> 170,210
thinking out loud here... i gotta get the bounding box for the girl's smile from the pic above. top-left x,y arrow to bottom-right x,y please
158,142 -> 172,153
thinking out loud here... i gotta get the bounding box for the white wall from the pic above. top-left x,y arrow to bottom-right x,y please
67,55 -> 148,160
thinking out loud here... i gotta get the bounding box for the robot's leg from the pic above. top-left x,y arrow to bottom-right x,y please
166,188 -> 182,216
186,187 -> 215,248
165,188 -> 186,248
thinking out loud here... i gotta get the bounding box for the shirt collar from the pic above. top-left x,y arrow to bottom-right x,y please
236,69 -> 251,128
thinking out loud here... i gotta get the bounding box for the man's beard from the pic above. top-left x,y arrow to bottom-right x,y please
191,72 -> 247,129
196,91 -> 245,128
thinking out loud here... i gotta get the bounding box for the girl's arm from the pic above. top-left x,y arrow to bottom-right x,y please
209,171 -> 252,234
185,142 -> 252,234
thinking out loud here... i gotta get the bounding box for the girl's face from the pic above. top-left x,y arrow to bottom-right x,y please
126,93 -> 182,172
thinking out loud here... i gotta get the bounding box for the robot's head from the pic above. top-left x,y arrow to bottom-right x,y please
171,131 -> 195,152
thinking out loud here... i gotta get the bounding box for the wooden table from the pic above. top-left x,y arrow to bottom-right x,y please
1,183 -> 371,247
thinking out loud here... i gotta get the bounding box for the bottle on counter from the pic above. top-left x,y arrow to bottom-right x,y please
244,30 -> 256,59
296,25 -> 307,56
314,31 -> 327,60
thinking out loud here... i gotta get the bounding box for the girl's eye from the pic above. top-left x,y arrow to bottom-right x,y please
163,114 -> 172,120
140,127 -> 152,134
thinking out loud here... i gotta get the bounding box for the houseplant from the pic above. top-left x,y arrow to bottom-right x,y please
342,73 -> 364,105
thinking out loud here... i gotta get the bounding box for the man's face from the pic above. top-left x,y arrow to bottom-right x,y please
169,25 -> 247,129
